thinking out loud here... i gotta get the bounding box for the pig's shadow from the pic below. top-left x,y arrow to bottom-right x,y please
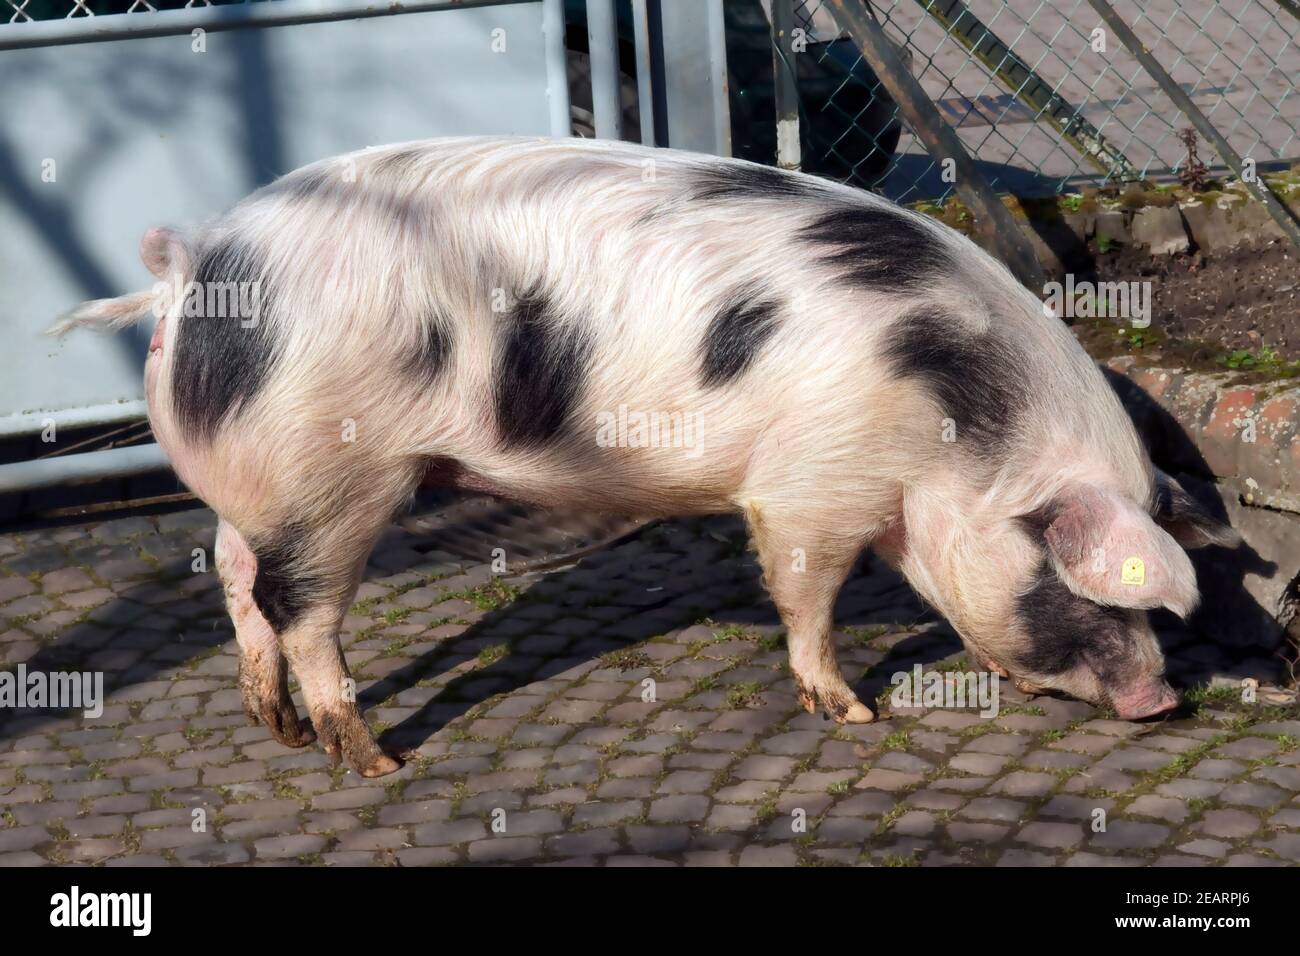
366,497 -> 1262,757
367,513 -> 963,753
1102,367 -> 1290,687
368,366 -> 1294,753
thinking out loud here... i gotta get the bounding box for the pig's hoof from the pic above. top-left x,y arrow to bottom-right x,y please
836,701 -> 876,724
359,753 -> 404,778
794,675 -> 874,723
313,707 -> 404,777
241,685 -> 316,748
261,704 -> 316,749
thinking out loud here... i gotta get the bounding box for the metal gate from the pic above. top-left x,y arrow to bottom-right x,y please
0,0 -> 732,499
0,0 -> 573,492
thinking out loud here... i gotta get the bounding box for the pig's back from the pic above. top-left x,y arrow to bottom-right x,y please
173,137 -> 1150,513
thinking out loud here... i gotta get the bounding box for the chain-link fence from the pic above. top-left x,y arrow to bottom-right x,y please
11,0 -> 1300,210
5,0 -> 250,20
774,0 -> 1300,205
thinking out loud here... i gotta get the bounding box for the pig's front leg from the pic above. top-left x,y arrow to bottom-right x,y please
746,504 -> 875,723
214,520 -> 315,748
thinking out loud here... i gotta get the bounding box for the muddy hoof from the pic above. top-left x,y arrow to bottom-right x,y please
835,701 -> 876,724
1014,677 -> 1049,695
241,686 -> 315,748
260,701 -> 316,749
794,675 -> 875,724
359,753 -> 405,778
313,706 -> 401,776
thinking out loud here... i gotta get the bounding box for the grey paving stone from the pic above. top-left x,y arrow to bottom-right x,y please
1188,759 -> 1245,780
1197,808 -> 1261,839
855,768 -> 924,792
656,770 -> 714,795
648,795 -> 710,823
1016,821 -> 1085,849
545,828 -> 621,857
991,771 -> 1057,798
1217,781 -> 1287,808
958,798 -> 1028,823
1178,839 -> 1230,859
945,822 -> 1009,843
574,801 -> 643,827
626,825 -> 691,854
738,844 -> 799,866
996,849 -> 1057,867
1127,795 -> 1189,824
412,819 -> 488,846
467,837 -> 543,862
1089,820 -> 1170,850
4,507 -> 1290,868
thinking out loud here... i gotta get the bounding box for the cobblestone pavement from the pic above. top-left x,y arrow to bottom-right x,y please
1,498 -> 1298,867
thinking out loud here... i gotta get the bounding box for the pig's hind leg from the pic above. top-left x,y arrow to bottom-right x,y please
745,503 -> 875,723
257,508 -> 406,778
219,465 -> 416,777
215,520 -> 315,748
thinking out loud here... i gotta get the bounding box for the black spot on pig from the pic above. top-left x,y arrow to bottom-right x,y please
406,317 -> 452,384
1014,559 -> 1132,683
171,237 -> 279,441
691,163 -> 828,202
251,526 -> 325,634
494,292 -> 593,448
801,205 -> 948,293
700,289 -> 781,387
882,305 -> 1022,453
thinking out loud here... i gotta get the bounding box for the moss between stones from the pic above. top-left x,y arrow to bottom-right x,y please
909,175 -> 1296,227
1072,319 -> 1300,387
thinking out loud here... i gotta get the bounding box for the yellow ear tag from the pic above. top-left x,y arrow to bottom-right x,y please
1121,556 -> 1145,587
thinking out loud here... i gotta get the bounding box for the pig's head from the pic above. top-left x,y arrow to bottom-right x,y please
894,471 -> 1238,720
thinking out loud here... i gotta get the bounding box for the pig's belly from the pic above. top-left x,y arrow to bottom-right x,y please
419,453 -> 739,517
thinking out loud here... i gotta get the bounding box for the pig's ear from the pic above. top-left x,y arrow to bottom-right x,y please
139,226 -> 192,282
1153,469 -> 1241,549
1042,485 -> 1200,619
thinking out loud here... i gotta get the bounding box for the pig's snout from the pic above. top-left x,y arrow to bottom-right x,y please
1111,680 -> 1179,721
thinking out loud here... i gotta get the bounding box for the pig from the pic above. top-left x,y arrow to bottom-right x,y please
52,137 -> 1237,776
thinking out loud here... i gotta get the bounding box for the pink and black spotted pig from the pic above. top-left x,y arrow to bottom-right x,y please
53,137 -> 1237,776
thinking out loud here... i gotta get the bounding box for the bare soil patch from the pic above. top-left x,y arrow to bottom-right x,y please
1073,238 -> 1300,378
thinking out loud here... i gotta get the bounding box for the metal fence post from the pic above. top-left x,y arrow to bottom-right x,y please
586,0 -> 623,140
542,0 -> 572,138
1273,0 -> 1300,23
654,0 -> 731,155
630,0 -> 659,145
771,0 -> 801,171
824,0 -> 1046,290
1085,0 -> 1300,250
